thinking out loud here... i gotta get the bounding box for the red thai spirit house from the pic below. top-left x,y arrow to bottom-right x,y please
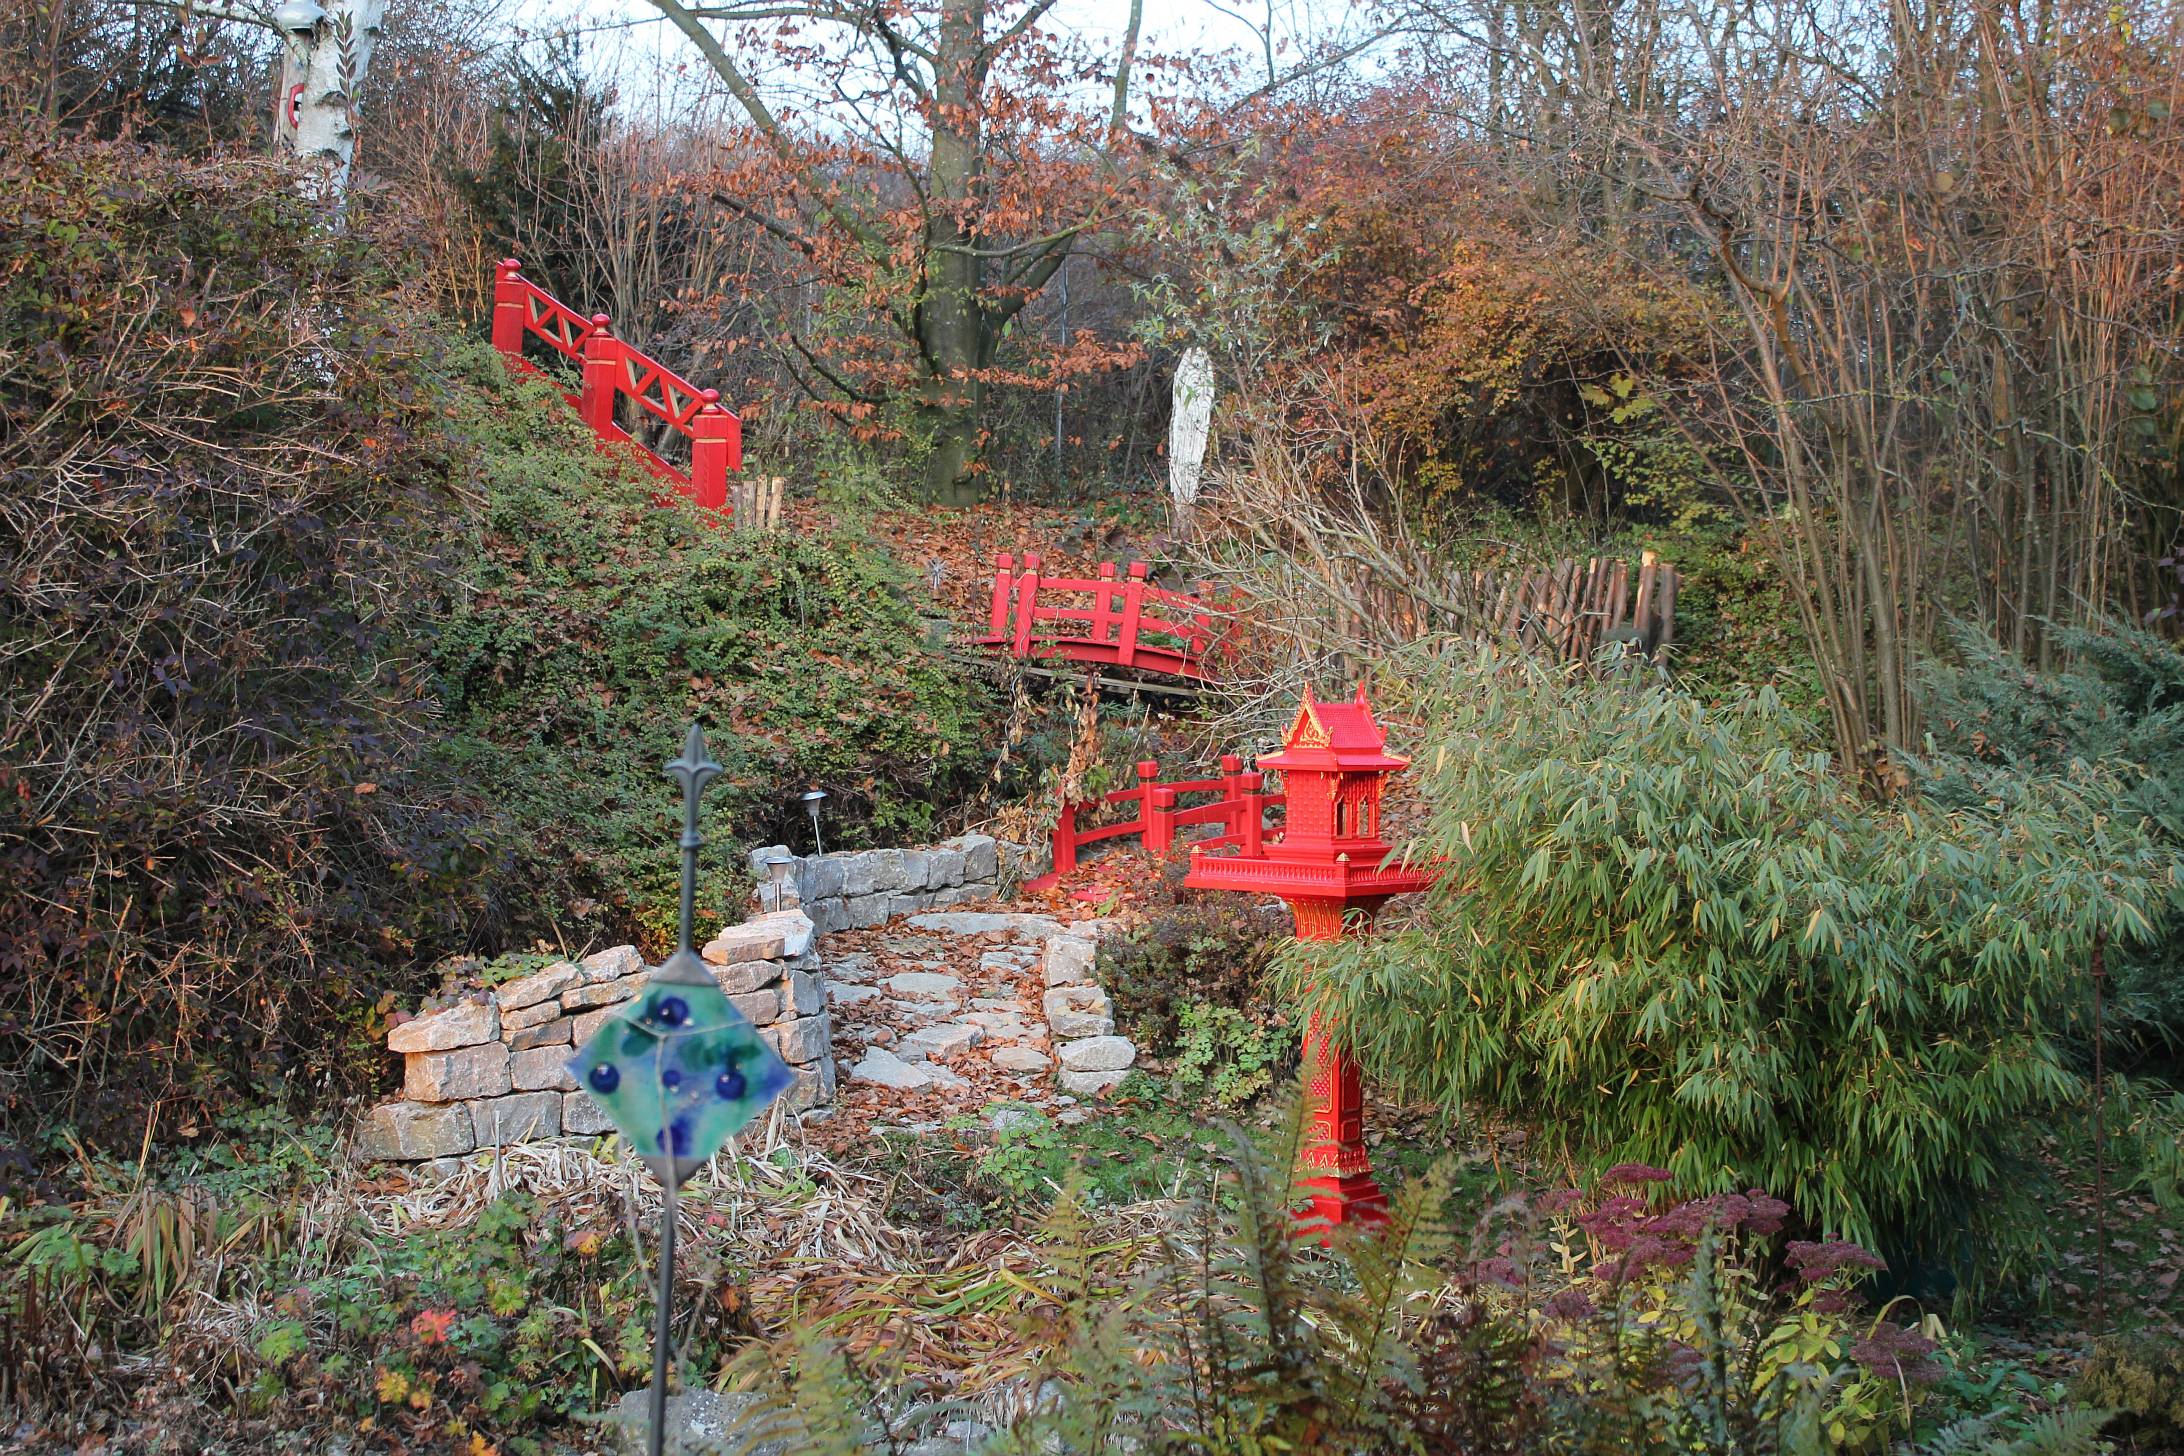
1185,685 -> 1435,1232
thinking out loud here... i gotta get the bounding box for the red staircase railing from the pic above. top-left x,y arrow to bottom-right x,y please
974,553 -> 1229,681
490,258 -> 742,513
1025,755 -> 1286,891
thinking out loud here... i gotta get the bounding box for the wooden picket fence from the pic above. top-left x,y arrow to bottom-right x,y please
727,475 -> 786,531
1354,550 -> 1679,661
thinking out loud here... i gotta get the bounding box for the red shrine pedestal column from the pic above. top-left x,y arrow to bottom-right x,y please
1185,685 -> 1434,1236
1288,895 -> 1395,1230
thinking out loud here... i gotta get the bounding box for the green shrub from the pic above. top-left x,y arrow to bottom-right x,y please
1100,854 -> 1287,1049
1170,1001 -> 1295,1108
427,356 -> 995,945
1290,650 -> 2182,1281
1918,618 -> 2184,1066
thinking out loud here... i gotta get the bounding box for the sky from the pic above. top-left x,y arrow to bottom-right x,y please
514,0 -> 1373,110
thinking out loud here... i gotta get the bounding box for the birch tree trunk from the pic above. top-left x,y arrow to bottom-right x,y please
273,0 -> 388,207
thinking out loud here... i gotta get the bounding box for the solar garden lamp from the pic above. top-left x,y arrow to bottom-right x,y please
762,854 -> 795,912
565,724 -> 791,1456
799,788 -> 828,856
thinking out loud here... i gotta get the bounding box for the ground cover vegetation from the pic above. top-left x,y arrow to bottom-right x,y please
4,0 -> 2184,1448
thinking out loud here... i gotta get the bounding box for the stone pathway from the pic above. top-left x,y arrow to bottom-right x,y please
824,909 -> 1130,1134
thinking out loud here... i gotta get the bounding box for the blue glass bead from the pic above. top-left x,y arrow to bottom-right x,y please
715,1070 -> 746,1100
661,1068 -> 683,1090
588,1063 -> 620,1093
654,996 -> 688,1026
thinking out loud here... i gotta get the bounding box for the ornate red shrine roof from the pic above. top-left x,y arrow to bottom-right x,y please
1258,685 -> 1409,773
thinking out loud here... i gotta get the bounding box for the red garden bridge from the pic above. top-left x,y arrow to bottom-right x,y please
492,258 -> 743,514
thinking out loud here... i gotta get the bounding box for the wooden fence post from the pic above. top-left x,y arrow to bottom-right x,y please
492,258 -> 527,363
579,314 -> 618,441
691,390 -> 731,514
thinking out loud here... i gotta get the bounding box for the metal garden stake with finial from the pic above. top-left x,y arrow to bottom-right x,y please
564,724 -> 794,1456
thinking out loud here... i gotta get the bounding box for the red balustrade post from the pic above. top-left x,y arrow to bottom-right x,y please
1090,562 -> 1119,650
1147,785 -> 1177,855
1011,554 -> 1044,658
691,390 -> 732,514
1136,760 -> 1166,851
1051,802 -> 1080,878
989,554 -> 1016,640
1239,771 -> 1265,857
1117,562 -> 1148,668
580,314 -> 619,442
492,259 -> 527,364
1219,753 -> 1245,840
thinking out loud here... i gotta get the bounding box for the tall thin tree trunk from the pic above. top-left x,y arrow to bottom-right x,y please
918,0 -> 986,504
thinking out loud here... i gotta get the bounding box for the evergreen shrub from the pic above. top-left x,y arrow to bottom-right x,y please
429,356 -> 994,945
1289,650 -> 2182,1278
1918,618 -> 2184,1064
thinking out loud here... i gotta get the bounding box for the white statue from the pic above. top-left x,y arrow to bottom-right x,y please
1169,346 -> 1214,530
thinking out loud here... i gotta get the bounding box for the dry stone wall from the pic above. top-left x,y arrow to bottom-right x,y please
355,908 -> 833,1163
743,834 -> 1042,933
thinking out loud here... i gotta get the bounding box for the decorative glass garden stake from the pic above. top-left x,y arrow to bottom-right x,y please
566,724 -> 794,1456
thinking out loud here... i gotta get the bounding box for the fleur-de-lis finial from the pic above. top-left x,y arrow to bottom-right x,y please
665,723 -> 722,956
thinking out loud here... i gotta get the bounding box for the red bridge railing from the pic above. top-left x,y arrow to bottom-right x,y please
975,553 -> 1228,681
1025,755 -> 1285,891
490,258 -> 742,513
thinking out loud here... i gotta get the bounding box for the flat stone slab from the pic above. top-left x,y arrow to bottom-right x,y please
900,1022 -> 982,1060
829,982 -> 880,1007
579,945 -> 642,983
355,1101 -> 474,1160
829,952 -> 879,983
1043,984 -> 1114,1039
404,1042 -> 510,1101
885,970 -> 962,998
905,911 -> 1070,938
1043,935 -> 1097,987
494,962 -> 579,1012
990,1045 -> 1052,1073
1058,1035 -> 1136,1073
388,998 -> 499,1054
849,1047 -> 964,1090
889,998 -> 960,1020
1058,1068 -> 1129,1097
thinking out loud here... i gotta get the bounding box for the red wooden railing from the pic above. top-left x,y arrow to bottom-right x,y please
490,258 -> 742,513
1025,755 -> 1286,891
975,553 -> 1228,681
